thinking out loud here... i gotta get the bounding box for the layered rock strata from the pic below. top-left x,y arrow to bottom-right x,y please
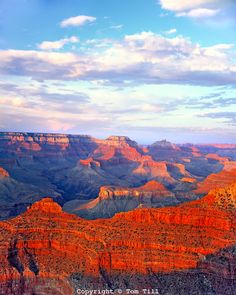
0,183 -> 235,294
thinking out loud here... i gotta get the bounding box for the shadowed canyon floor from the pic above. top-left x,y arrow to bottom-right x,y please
0,132 -> 236,220
0,182 -> 235,294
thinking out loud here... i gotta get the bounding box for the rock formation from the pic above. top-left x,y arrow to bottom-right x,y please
0,183 -> 235,294
67,180 -> 178,219
0,167 -> 9,178
1,131 -> 236,220
195,168 -> 236,195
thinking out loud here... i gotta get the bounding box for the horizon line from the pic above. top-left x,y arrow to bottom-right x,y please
1,130 -> 236,146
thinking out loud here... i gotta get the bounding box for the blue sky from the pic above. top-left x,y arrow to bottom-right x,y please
0,0 -> 236,143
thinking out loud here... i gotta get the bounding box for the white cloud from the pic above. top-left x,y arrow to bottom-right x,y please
60,15 -> 96,27
1,79 -> 235,142
0,96 -> 26,108
47,119 -> 75,132
204,44 -> 234,57
110,24 -> 123,30
0,32 -> 235,86
164,28 -> 177,35
177,8 -> 219,18
159,0 -> 233,18
159,0 -> 220,12
38,36 -> 79,50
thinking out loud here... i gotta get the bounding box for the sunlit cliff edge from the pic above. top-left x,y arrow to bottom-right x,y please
0,182 -> 235,294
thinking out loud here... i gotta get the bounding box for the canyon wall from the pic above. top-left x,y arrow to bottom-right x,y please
0,183 -> 235,294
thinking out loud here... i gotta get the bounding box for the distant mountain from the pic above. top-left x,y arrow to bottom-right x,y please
0,182 -> 235,294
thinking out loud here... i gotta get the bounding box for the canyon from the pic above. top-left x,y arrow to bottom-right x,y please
0,132 -> 235,294
0,132 -> 236,219
68,180 -> 179,219
0,182 -> 235,294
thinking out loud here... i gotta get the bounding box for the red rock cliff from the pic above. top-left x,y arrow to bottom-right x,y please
0,183 -> 235,294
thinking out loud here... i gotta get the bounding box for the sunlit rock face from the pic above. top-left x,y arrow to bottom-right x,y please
71,180 -> 178,219
194,168 -> 236,195
0,167 -> 9,178
0,183 -> 235,294
1,131 -> 236,220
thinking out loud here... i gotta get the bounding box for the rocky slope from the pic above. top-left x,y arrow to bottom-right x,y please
196,144 -> 236,161
0,183 -> 235,294
0,167 -> 9,178
1,132 -> 236,219
0,166 -> 60,219
195,168 -> 236,195
66,180 -> 180,219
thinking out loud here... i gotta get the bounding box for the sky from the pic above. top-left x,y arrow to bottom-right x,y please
0,0 -> 236,144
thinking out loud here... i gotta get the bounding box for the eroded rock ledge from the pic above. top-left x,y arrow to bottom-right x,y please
0,183 -> 235,294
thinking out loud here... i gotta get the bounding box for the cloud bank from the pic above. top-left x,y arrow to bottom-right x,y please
38,36 -> 79,50
159,0 -> 234,18
0,32 -> 235,86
